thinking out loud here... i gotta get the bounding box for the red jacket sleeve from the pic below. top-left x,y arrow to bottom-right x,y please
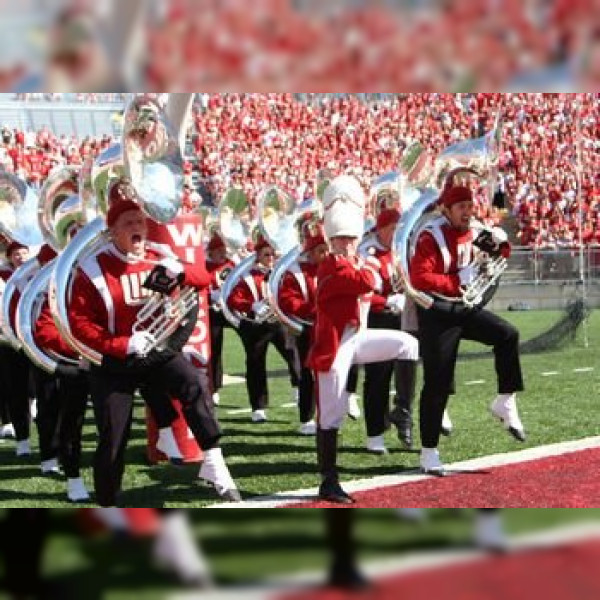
370,292 -> 387,313
410,232 -> 461,297
34,301 -> 78,359
318,256 -> 378,302
181,261 -> 211,290
69,271 -> 130,360
227,279 -> 254,314
279,272 -> 314,320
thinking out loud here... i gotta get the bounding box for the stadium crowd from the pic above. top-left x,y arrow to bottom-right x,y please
146,0 -> 599,91
1,92 -> 599,248
1,0 -> 599,93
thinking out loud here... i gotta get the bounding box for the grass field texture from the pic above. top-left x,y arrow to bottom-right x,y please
0,309 -> 598,508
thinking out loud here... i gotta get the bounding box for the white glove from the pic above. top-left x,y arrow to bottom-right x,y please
491,227 -> 508,245
385,293 -> 406,314
210,289 -> 221,304
127,331 -> 156,356
252,300 -> 271,321
160,256 -> 184,278
458,264 -> 477,287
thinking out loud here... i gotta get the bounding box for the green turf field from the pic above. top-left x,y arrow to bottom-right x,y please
0,309 -> 598,508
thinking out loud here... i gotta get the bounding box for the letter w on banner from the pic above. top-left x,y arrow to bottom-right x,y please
144,214 -> 211,464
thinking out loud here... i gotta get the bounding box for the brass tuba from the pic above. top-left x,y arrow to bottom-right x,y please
0,172 -> 45,350
262,193 -> 323,335
217,187 -> 261,328
392,114 -> 506,311
17,167 -> 86,373
49,94 -> 191,365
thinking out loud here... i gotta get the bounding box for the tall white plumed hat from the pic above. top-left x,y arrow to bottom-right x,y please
322,175 -> 366,240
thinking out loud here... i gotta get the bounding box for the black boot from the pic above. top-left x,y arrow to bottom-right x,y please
390,359 -> 417,449
317,429 -> 355,505
389,406 -> 413,450
325,509 -> 369,589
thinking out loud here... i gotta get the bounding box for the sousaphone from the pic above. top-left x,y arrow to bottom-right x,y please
392,114 -> 506,311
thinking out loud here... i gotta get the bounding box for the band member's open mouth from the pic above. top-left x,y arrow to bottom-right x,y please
131,234 -> 142,245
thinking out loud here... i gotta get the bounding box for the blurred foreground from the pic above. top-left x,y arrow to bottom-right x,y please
1,509 -> 600,600
0,0 -> 599,92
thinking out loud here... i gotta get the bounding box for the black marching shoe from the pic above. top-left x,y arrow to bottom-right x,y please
395,421 -> 413,450
328,563 -> 370,590
319,478 -> 356,505
388,408 -> 414,450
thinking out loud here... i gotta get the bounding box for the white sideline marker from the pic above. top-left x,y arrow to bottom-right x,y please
465,380 -> 486,385
541,371 -> 559,376
211,436 -> 600,508
574,367 -> 594,373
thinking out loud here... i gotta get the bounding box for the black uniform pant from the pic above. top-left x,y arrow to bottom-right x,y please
139,384 -> 179,430
59,371 -> 90,479
0,345 -> 10,425
418,305 -> 524,449
238,320 -> 299,411
2,509 -> 48,598
34,367 -> 91,475
363,311 -> 398,437
209,307 -> 230,393
362,311 -> 417,437
33,367 -> 61,462
0,346 -> 31,441
295,326 -> 316,424
325,508 -> 357,572
90,354 -> 221,506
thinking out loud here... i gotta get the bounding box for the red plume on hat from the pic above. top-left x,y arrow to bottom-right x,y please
438,168 -> 478,209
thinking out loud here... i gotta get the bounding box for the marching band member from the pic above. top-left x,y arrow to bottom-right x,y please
69,182 -> 240,506
359,207 -> 418,454
410,181 -> 525,476
278,219 -> 329,435
33,255 -> 92,500
226,234 -> 300,423
0,241 -> 34,456
307,176 -> 419,504
205,233 -> 235,406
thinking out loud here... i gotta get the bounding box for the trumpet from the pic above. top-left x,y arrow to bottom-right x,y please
129,248 -> 199,357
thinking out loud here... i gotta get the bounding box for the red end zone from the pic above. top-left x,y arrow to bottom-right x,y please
286,446 -> 600,508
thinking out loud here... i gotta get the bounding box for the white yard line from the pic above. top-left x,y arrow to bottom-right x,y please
574,367 -> 594,373
222,374 -> 246,386
541,371 -> 559,376
465,380 -> 486,385
211,436 -> 600,508
169,521 -> 600,600
226,408 -> 252,415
